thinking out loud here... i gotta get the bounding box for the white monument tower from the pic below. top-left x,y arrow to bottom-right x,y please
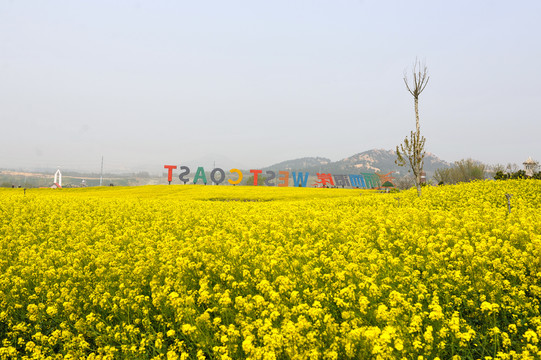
523,157 -> 538,177
54,168 -> 62,187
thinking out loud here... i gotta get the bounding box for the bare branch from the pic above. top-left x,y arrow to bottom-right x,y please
403,76 -> 414,96
404,59 -> 429,99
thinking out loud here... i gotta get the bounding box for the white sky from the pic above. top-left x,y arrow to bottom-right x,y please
1,1 -> 539,173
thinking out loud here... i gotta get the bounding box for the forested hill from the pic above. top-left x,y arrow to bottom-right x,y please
264,149 -> 450,176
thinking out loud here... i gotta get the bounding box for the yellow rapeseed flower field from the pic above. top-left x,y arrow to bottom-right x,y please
1,180 -> 540,359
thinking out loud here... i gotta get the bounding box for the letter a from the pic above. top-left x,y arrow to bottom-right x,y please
193,167 -> 207,184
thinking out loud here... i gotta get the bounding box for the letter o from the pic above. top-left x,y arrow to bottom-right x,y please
210,168 -> 225,185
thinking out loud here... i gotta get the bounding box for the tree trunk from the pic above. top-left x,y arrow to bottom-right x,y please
415,97 -> 420,134
414,96 -> 421,196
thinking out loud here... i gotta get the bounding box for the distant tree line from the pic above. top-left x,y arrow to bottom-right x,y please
433,159 -> 487,185
493,169 -> 541,180
432,159 -> 540,185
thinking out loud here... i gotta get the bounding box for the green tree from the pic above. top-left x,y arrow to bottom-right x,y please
244,175 -> 267,186
494,171 -> 509,181
510,170 -> 526,179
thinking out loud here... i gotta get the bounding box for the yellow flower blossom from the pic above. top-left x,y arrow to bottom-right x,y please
1,180 -> 541,358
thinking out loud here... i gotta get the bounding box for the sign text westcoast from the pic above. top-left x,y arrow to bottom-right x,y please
164,165 -> 391,189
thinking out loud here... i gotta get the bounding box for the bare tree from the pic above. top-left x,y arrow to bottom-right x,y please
404,59 -> 430,135
433,167 -> 452,185
506,163 -> 519,173
434,159 -> 487,184
491,163 -> 506,174
394,173 -> 416,190
396,59 -> 430,196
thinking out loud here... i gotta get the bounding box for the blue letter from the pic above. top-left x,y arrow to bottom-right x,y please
292,172 -> 309,187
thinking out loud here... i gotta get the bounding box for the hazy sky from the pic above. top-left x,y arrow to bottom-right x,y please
1,1 -> 539,173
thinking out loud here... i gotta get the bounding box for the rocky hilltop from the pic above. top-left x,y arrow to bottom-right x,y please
264,149 -> 450,177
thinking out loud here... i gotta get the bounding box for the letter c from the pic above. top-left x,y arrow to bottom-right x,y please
228,169 -> 243,185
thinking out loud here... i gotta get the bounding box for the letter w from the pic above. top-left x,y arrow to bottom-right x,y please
292,172 -> 309,187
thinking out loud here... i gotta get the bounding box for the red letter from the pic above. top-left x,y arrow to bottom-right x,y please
250,169 -> 263,186
164,165 -> 177,184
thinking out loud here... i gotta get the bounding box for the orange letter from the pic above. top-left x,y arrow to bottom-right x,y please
278,171 -> 289,187
164,165 -> 177,184
250,169 -> 263,186
228,169 -> 243,185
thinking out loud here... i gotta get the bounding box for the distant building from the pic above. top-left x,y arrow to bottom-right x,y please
523,157 -> 538,177
52,168 -> 62,188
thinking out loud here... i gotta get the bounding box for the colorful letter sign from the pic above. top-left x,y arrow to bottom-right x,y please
164,164 -> 392,189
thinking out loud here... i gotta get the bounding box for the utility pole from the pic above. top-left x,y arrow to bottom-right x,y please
100,156 -> 103,186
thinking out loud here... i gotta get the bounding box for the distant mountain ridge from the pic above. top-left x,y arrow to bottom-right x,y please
264,157 -> 332,171
264,149 -> 450,177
